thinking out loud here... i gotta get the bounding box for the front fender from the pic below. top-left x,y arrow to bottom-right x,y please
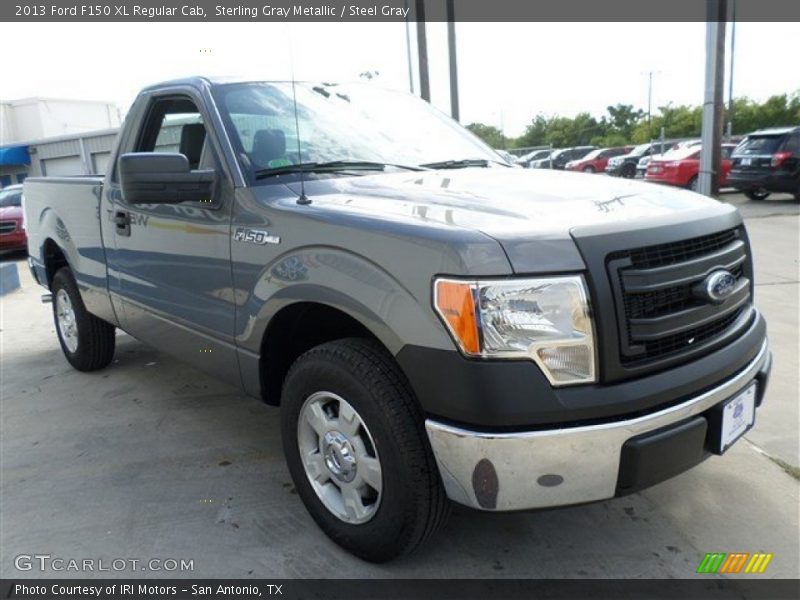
235,246 -> 455,357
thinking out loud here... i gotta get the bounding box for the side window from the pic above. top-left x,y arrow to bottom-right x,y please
136,97 -> 210,171
123,96 -> 221,207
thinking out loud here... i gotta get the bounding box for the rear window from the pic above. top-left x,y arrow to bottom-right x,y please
735,135 -> 783,155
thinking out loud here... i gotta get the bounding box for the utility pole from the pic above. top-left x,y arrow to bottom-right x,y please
446,0 -> 460,121
404,0 -> 414,94
415,0 -> 430,102
727,0 -> 736,137
643,70 -> 660,137
699,0 -> 727,197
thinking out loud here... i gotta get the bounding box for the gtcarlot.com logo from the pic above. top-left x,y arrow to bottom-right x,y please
696,552 -> 773,574
15,554 -> 194,572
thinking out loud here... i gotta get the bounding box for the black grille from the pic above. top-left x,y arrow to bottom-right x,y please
609,227 -> 751,366
636,308 -> 746,361
623,264 -> 744,320
0,221 -> 17,235
611,228 -> 739,269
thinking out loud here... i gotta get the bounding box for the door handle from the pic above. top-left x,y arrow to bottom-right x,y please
114,210 -> 131,236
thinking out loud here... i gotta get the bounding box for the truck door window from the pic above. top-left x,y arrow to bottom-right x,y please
126,96 -> 221,207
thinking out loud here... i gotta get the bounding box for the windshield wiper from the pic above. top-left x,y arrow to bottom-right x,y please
254,160 -> 423,180
420,159 -> 493,169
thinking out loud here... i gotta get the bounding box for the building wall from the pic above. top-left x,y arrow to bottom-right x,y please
0,166 -> 28,188
27,130 -> 120,177
0,98 -> 120,145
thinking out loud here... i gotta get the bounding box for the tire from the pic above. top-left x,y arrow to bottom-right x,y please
582,165 -> 596,173
621,163 -> 636,179
745,189 -> 771,201
281,338 -> 449,562
51,267 -> 116,371
688,176 -> 699,192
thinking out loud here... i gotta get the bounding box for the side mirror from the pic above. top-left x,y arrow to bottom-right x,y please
119,153 -> 215,204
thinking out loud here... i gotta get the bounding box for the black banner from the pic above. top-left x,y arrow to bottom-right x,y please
2,0 -> 800,22
2,579 -> 800,600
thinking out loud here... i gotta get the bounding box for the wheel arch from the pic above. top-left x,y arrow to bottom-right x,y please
257,300 -> 398,406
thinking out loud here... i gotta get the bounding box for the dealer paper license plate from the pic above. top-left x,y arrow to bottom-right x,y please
720,384 -> 756,452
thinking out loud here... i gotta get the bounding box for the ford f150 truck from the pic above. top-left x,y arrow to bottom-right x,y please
24,77 -> 771,562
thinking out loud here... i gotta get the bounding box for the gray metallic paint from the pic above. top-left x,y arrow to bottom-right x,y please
23,76 -> 744,407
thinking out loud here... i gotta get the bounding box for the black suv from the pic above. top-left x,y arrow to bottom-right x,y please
729,127 -> 800,200
531,146 -> 595,169
605,142 -> 671,178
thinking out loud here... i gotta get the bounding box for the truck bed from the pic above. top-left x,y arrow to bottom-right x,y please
24,176 -> 117,325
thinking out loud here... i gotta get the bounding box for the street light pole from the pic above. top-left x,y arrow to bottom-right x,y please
404,0 -> 414,94
446,0 -> 459,121
415,0 -> 430,102
727,0 -> 736,137
699,0 -> 727,197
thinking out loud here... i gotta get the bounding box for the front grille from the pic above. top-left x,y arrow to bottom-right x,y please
608,227 -> 751,366
614,228 -> 738,269
0,221 -> 17,235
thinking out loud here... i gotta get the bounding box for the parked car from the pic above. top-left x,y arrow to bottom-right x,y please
728,126 -> 800,200
531,146 -> 595,169
24,77 -> 771,562
564,146 -> 630,173
516,148 -> 552,168
494,149 -> 517,165
607,142 -> 672,178
0,184 -> 27,252
646,144 -> 737,190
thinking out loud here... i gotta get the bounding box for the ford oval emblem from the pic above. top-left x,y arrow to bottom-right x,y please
702,270 -> 737,304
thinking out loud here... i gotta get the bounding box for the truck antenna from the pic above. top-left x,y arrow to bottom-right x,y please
288,27 -> 311,206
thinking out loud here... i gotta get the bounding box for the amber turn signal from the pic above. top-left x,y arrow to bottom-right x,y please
434,280 -> 480,355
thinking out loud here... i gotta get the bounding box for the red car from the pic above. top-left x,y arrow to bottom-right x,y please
0,185 -> 27,252
565,146 -> 631,173
645,144 -> 736,191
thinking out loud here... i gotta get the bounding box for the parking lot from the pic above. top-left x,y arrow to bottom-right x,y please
1,192 -> 797,579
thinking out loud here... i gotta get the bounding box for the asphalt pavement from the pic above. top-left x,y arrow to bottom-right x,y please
0,192 -> 797,579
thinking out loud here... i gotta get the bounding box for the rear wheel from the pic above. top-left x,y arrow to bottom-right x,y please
52,268 -> 115,371
688,176 -> 699,192
281,338 -> 449,562
582,165 -> 596,173
745,189 -> 771,201
621,163 -> 636,179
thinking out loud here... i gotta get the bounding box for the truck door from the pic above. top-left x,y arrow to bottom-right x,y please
107,92 -> 241,386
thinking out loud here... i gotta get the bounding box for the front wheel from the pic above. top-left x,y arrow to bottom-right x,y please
582,165 -> 596,173
281,338 -> 449,562
745,189 -> 771,201
688,176 -> 699,192
52,268 -> 115,371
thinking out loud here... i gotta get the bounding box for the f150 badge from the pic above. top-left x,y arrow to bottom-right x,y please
233,228 -> 280,245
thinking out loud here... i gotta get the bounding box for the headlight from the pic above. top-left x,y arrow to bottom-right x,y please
434,276 -> 596,385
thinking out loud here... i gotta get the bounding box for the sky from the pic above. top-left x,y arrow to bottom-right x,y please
0,21 -> 798,137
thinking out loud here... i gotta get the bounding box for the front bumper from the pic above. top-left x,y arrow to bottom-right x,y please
425,339 -> 770,511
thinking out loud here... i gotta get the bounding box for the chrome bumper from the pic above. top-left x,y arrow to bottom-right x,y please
425,340 -> 769,511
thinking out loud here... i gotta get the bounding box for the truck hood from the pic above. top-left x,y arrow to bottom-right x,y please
290,167 -> 729,273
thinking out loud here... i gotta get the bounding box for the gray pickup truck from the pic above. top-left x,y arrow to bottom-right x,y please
24,77 -> 771,562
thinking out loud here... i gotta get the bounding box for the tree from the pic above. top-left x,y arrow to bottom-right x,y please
465,122 -> 506,148
606,104 -> 644,140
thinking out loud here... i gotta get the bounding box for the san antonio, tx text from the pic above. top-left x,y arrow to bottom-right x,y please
14,584 -> 281,597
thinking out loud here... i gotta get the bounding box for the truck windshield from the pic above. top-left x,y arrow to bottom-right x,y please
213,82 -> 508,181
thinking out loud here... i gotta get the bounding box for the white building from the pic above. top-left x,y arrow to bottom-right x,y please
0,98 -> 120,145
0,98 -> 121,187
